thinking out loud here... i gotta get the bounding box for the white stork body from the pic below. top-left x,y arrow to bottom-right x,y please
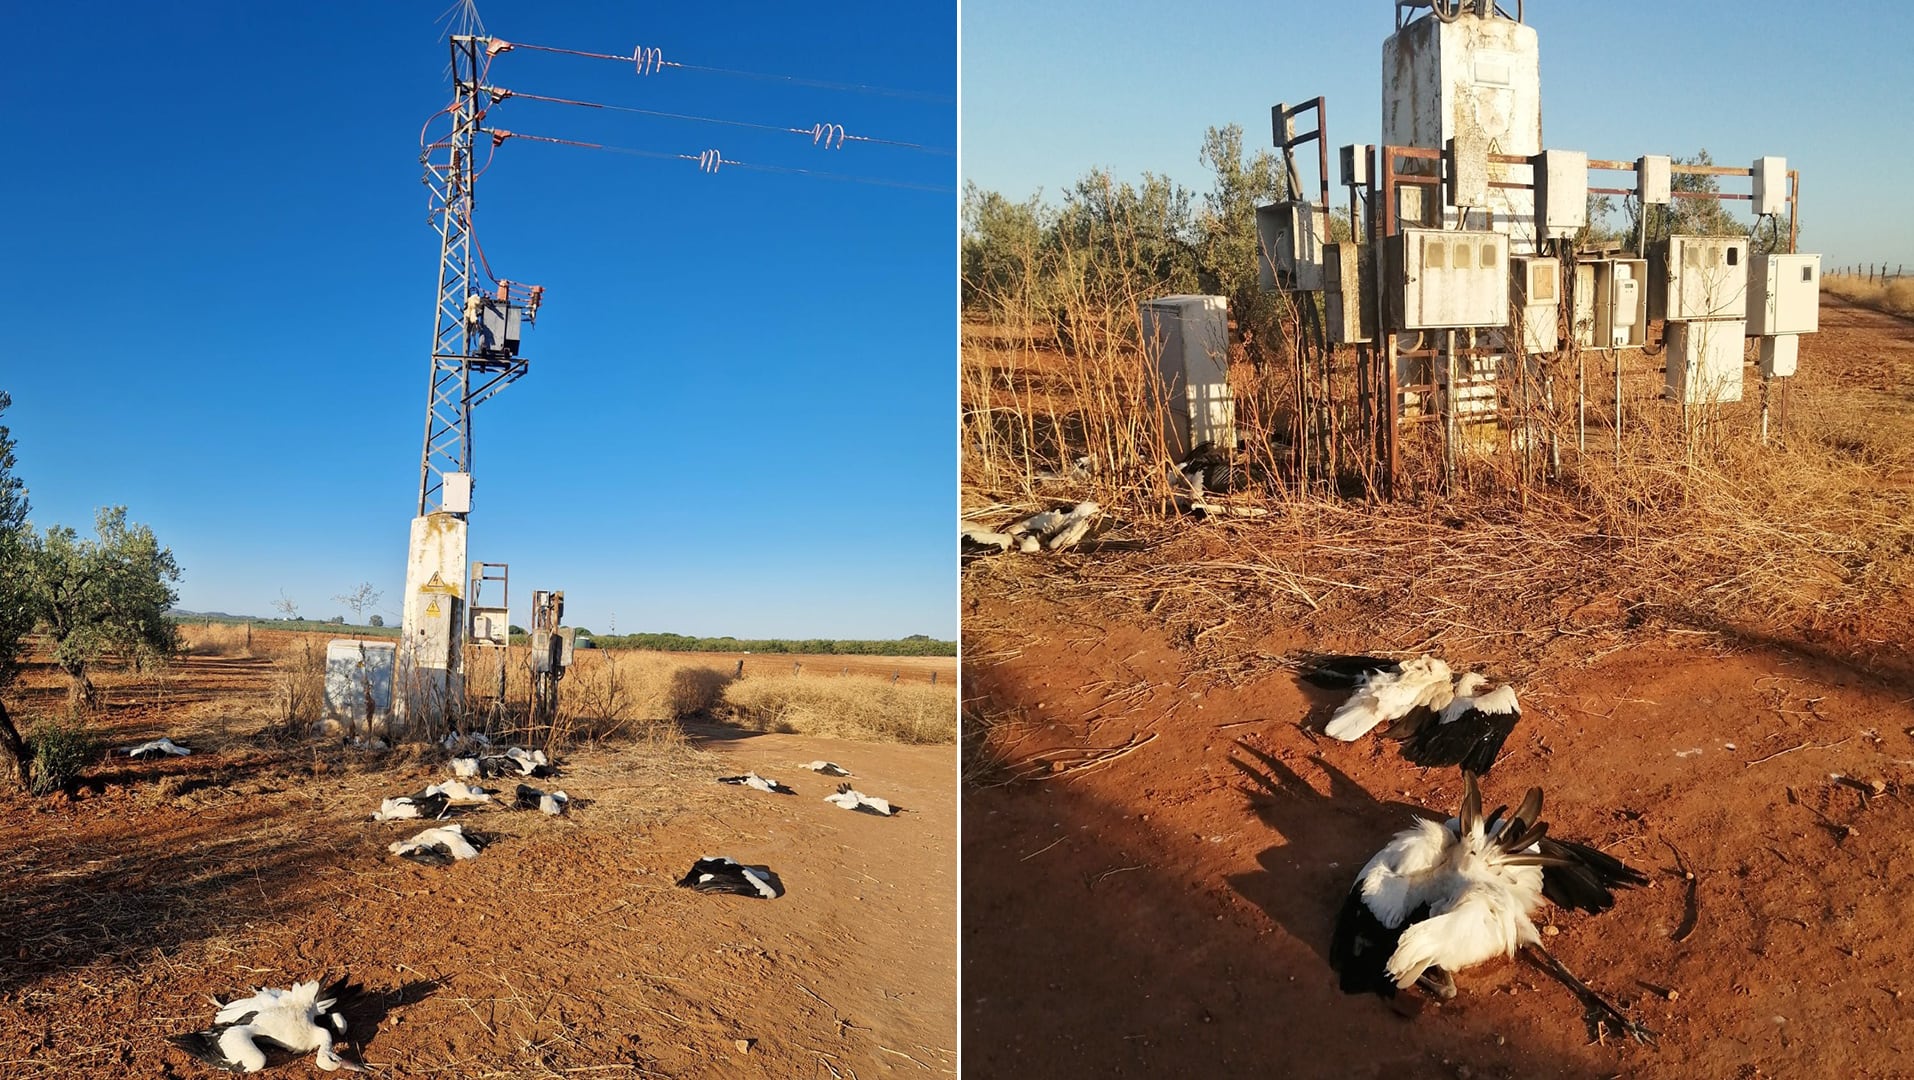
389,823 -> 482,864
824,784 -> 896,816
124,737 -> 191,759
1331,777 -> 1654,1040
174,979 -> 362,1073
1323,656 -> 1455,741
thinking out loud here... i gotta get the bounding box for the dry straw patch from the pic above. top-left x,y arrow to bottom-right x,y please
724,674 -> 958,744
1825,273 -> 1914,319
178,621 -> 255,658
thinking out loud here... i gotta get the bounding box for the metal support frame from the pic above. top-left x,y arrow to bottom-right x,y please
468,560 -> 510,711
1272,99 -> 1340,492
528,589 -> 566,726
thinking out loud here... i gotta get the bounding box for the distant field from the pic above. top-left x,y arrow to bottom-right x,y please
169,612 -> 952,658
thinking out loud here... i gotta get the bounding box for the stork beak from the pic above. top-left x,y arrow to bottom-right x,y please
317,1047 -> 369,1073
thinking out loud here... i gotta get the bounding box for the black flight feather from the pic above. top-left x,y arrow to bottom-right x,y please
1538,837 -> 1651,914
1297,654 -> 1403,690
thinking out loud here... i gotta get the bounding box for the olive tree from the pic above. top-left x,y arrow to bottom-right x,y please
0,392 -> 33,786
23,507 -> 182,711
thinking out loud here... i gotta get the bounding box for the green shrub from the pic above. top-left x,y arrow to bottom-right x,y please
29,715 -> 96,795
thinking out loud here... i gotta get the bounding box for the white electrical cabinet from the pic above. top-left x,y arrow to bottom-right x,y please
1637,155 -> 1672,206
1533,150 -> 1589,240
1256,201 -> 1328,291
1140,296 -> 1235,459
324,639 -> 396,733
442,471 -> 473,514
1597,259 -> 1648,349
1666,318 -> 1747,405
1323,243 -> 1373,345
1511,256 -> 1559,354
1749,253 -> 1820,336
1650,236 -> 1749,321
1760,334 -> 1799,378
1388,228 -> 1511,330
1752,156 -> 1788,216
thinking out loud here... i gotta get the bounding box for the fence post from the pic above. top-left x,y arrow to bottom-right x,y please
931,671 -> 938,685
792,661 -> 801,676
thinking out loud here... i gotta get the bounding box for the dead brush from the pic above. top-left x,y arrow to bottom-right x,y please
963,274 -> 1914,684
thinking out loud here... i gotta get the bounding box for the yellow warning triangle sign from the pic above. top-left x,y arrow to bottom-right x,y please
425,599 -> 443,619
420,571 -> 456,594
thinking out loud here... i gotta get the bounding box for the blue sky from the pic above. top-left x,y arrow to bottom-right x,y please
2,0 -> 955,639
962,0 -> 1913,268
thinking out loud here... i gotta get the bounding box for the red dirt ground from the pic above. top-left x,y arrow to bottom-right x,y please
0,648 -> 954,1079
961,298 -> 1914,1079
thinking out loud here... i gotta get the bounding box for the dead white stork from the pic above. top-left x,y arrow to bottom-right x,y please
1383,672 -> 1523,776
1315,655 -> 1456,741
453,748 -> 554,780
805,761 -> 853,777
717,771 -> 794,794
1329,774 -> 1654,1042
1306,657 -> 1522,775
123,737 -> 191,759
824,783 -> 897,816
170,977 -> 364,1073
514,783 -> 570,815
676,857 -> 779,899
1005,501 -> 1100,552
388,823 -> 487,866
370,779 -> 494,822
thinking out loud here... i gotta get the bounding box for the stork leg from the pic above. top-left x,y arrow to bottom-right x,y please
1523,944 -> 1657,1045
1415,966 -> 1457,1000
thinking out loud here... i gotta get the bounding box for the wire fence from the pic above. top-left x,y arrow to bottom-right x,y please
1831,263 -> 1907,281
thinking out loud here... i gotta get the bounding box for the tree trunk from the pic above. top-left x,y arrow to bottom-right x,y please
63,664 -> 96,714
0,697 -> 27,791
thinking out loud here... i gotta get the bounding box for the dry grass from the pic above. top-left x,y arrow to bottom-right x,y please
1825,273 -> 1914,319
723,673 -> 958,744
178,622 -> 256,658
962,272 -> 1914,686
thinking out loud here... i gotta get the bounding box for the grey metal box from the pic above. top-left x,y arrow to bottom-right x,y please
1752,156 -> 1788,216
1256,201 -> 1328,292
1649,236 -> 1749,321
1446,133 -> 1490,209
1759,334 -> 1799,378
1340,144 -> 1372,188
1533,149 -> 1588,240
1387,228 -> 1511,330
1140,295 -> 1236,459
1637,155 -> 1672,206
1665,318 -> 1747,405
1511,256 -> 1559,354
1749,253 -> 1820,336
1323,243 -> 1374,344
1597,259 -> 1648,349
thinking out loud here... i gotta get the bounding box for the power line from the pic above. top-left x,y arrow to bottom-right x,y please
491,37 -> 954,104
483,128 -> 953,194
488,86 -> 952,155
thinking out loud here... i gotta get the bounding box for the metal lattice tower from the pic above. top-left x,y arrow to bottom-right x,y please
416,34 -> 530,516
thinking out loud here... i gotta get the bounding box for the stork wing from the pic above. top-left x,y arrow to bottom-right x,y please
1400,704 -> 1520,774
1537,838 -> 1650,914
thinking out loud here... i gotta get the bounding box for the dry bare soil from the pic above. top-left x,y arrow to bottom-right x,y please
0,641 -> 955,1078
962,298 -> 1914,1079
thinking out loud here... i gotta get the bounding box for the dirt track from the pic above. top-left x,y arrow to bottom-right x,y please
0,651 -> 954,1078
962,298 -> 1914,1079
